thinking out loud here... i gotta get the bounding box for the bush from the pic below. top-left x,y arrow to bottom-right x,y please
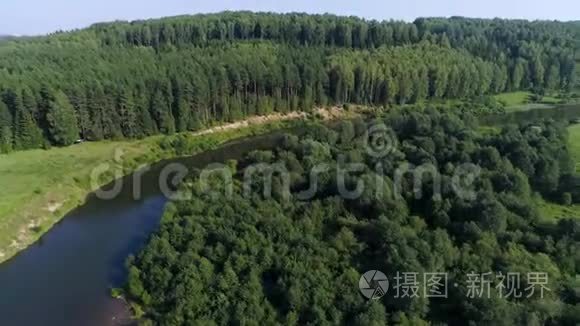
561,192 -> 573,206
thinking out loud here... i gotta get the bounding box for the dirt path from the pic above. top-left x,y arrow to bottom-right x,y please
192,107 -> 350,137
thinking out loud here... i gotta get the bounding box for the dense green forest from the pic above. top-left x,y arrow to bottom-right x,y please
0,12 -> 578,152
126,110 -> 579,325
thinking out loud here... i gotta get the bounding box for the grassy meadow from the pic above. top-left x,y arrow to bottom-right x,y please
494,91 -> 563,112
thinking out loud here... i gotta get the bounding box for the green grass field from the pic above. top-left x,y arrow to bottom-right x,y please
538,198 -> 580,222
494,91 -> 562,112
0,139 -> 161,219
0,138 -> 162,261
0,119 -> 295,263
494,91 -> 532,107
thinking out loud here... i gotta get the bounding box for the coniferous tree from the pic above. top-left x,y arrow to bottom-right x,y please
45,91 -> 80,146
101,87 -> 123,139
530,55 -> 545,88
86,86 -> 106,141
14,103 -> 44,150
137,102 -> 157,137
118,90 -> 137,138
0,100 -> 13,153
151,88 -> 175,135
16,88 -> 45,149
68,88 -> 90,139
511,59 -> 526,91
545,62 -> 561,90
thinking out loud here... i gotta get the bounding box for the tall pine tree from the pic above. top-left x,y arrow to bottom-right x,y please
14,107 -> 44,149
45,91 -> 80,146
150,88 -> 175,135
118,90 -> 137,138
14,93 -> 44,150
0,100 -> 13,153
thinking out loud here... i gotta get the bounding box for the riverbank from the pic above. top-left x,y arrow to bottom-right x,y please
0,107 -> 356,264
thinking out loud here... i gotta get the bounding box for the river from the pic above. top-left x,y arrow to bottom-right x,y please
0,132 -> 284,326
0,105 -> 579,326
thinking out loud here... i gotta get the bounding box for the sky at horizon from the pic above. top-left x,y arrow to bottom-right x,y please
1,0 -> 579,36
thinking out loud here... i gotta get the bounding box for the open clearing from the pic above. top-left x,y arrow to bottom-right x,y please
494,91 -> 562,112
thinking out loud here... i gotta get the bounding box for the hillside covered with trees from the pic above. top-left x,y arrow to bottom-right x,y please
126,110 -> 580,325
0,12 -> 578,152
